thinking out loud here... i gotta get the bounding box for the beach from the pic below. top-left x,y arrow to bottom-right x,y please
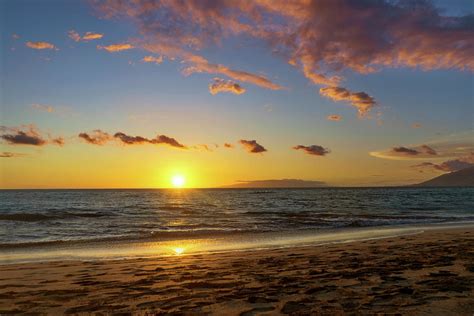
1,226 -> 473,315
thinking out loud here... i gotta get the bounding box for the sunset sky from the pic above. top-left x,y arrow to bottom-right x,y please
1,0 -> 473,189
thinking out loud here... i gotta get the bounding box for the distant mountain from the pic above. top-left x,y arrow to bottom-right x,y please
222,179 -> 327,188
414,166 -> 474,187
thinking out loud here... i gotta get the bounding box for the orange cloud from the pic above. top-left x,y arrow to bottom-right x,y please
182,55 -> 283,91
1,125 -> 63,146
412,123 -> 423,128
209,78 -> 246,95
97,43 -> 134,52
69,30 -> 104,42
83,32 -> 103,41
327,114 -> 342,121
239,139 -> 267,154
293,145 -> 330,156
26,41 -> 56,50
224,143 -> 234,149
142,55 -> 163,64
78,130 -> 112,145
320,87 -> 376,117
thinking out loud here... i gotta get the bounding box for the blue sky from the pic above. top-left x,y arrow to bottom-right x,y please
1,0 -> 473,188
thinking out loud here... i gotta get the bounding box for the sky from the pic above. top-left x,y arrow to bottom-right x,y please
0,0 -> 473,189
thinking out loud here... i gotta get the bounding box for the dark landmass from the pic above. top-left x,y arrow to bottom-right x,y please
222,179 -> 327,188
415,166 -> 474,187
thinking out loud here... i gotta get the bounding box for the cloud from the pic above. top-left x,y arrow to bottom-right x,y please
79,130 -> 187,148
320,87 -> 376,117
293,144 -> 330,156
91,0 -> 473,116
412,122 -> 422,128
114,132 -> 187,149
388,144 -> 437,157
0,152 -> 25,158
183,56 -> 283,90
78,130 -> 112,145
152,135 -> 186,149
97,43 -> 134,52
83,32 -> 103,41
69,30 -> 104,42
26,41 -> 56,50
50,137 -> 65,146
12,34 -> 20,40
193,144 -> 213,152
0,125 -> 46,146
31,103 -> 55,113
0,125 -> 65,147
371,142 -> 446,160
209,78 -> 246,95
239,139 -> 267,153
142,55 -> 163,64
224,143 -> 234,149
420,145 -> 437,156
413,153 -> 474,173
113,132 -> 150,145
327,114 -> 342,121
391,146 -> 420,156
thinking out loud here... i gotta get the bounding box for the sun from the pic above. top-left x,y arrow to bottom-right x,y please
171,175 -> 186,188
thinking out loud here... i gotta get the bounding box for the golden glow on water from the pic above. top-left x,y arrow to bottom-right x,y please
171,175 -> 186,188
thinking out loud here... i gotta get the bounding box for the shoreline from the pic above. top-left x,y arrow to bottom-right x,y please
1,221 -> 473,264
1,226 -> 473,315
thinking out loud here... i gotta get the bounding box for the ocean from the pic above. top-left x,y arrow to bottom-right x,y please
1,187 -> 473,250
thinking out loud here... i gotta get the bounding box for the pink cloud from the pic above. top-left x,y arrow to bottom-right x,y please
209,78 -> 246,95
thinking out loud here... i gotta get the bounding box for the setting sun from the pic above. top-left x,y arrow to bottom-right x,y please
171,175 -> 186,188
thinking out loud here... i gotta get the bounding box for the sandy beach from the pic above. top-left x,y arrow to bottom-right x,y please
0,227 -> 473,315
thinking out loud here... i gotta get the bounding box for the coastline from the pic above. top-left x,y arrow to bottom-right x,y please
1,221 -> 474,264
1,226 -> 473,315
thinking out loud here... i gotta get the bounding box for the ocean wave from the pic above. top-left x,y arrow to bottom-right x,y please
0,211 -> 112,222
0,228 -> 262,249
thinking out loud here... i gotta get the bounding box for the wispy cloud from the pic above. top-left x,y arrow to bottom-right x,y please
224,143 -> 234,149
239,139 -> 267,153
327,114 -> 342,121
91,0 -> 473,117
372,144 -> 437,159
0,152 -> 26,158
26,41 -> 56,50
293,144 -> 330,156
371,132 -> 474,160
142,55 -> 163,64
31,103 -> 55,113
68,30 -> 103,42
97,43 -> 134,52
209,78 -> 246,95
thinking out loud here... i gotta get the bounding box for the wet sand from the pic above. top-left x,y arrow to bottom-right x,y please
0,227 -> 473,315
